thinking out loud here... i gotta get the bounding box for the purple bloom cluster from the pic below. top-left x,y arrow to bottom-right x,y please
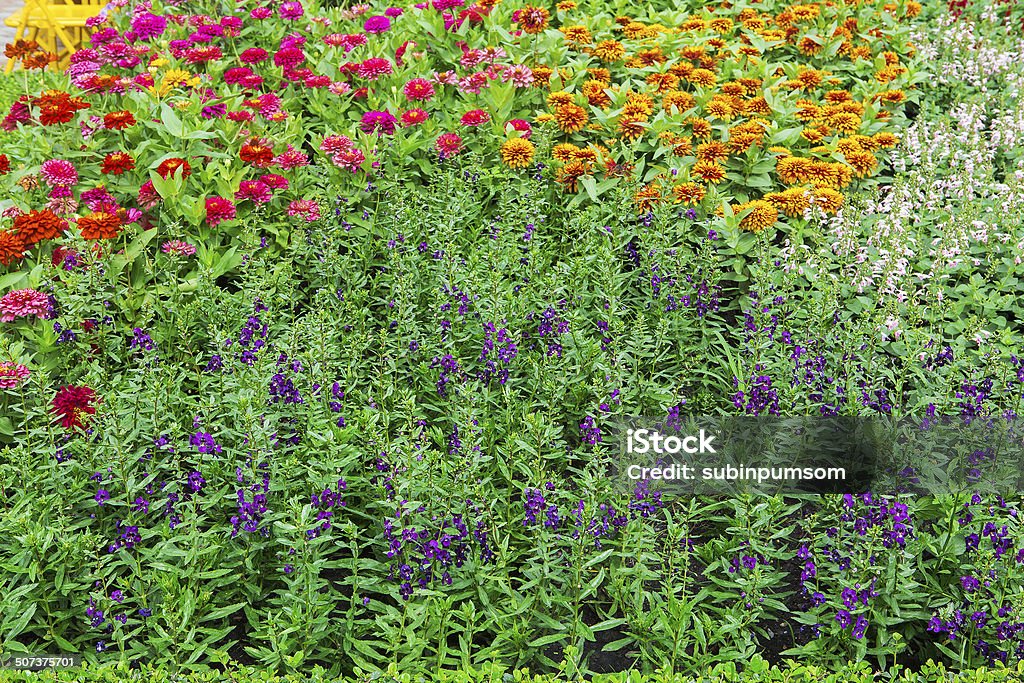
478,322 -> 517,384
383,502 -> 492,600
731,365 -> 780,416
231,465 -> 271,538
307,479 -> 347,539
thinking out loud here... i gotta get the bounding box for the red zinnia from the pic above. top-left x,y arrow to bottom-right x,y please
0,154 -> 9,174
104,110 -> 136,130
205,196 -> 237,226
12,209 -> 67,245
0,229 -> 26,266
34,90 -> 89,125
51,384 -> 97,430
156,157 -> 191,179
101,152 -> 135,175
460,109 -> 490,127
239,139 -> 275,167
78,211 -> 122,240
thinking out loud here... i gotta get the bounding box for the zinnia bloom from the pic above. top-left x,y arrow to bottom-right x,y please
103,110 -> 136,130
240,139 -> 275,167
0,288 -> 50,322
279,1 -> 304,19
0,361 -> 30,389
505,119 -> 532,138
78,211 -> 122,240
12,209 -> 67,245
51,384 -> 97,429
357,57 -> 392,80
363,15 -> 391,33
156,157 -> 191,180
500,137 -> 535,169
287,199 -> 321,222
0,230 -> 26,266
205,196 -> 237,226
40,159 -> 78,187
736,200 -> 778,233
402,78 -> 434,101
401,108 -> 428,126
514,5 -> 549,34
460,109 -> 490,127
359,110 -> 397,135
235,180 -> 273,204
100,152 -> 135,175
435,132 -> 463,158
554,103 -> 588,134
162,240 -> 197,256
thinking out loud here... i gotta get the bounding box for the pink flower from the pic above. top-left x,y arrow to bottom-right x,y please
287,199 -> 321,222
273,146 -> 310,170
402,78 -> 435,101
0,361 -> 30,389
502,64 -> 534,87
505,118 -> 532,138
250,7 -> 273,19
432,70 -> 458,86
239,47 -> 269,64
402,109 -> 428,126
363,15 -> 391,33
161,240 -> 196,256
435,132 -> 463,158
357,57 -> 392,80
205,196 -> 237,226
458,72 -> 490,94
137,181 -> 161,210
40,159 -> 78,187
0,288 -> 50,323
258,173 -> 289,190
360,110 -> 397,135
279,1 -> 304,19
460,109 -> 490,127
235,180 -> 273,204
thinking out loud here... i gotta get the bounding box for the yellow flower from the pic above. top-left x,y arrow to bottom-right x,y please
500,138 -> 536,169
554,103 -> 589,134
672,182 -> 705,205
692,161 -> 727,184
737,200 -> 778,232
813,188 -> 845,214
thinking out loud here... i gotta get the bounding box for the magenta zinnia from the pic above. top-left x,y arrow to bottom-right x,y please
0,288 -> 50,322
435,132 -> 463,158
360,110 -> 397,135
0,362 -> 30,389
40,159 -> 78,187
51,384 -> 96,429
205,196 -> 237,226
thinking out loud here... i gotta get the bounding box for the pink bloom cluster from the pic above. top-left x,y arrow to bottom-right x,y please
0,361 -> 30,389
320,135 -> 366,172
0,288 -> 50,322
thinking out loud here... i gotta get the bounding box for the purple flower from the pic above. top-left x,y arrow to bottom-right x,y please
190,431 -> 222,454
851,615 -> 868,639
363,15 -> 391,33
131,12 -> 167,40
360,110 -> 398,136
279,1 -> 304,19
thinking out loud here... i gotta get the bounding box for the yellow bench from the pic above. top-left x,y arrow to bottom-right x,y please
4,0 -> 109,73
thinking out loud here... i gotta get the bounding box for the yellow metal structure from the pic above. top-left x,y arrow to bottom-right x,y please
4,0 -> 109,73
